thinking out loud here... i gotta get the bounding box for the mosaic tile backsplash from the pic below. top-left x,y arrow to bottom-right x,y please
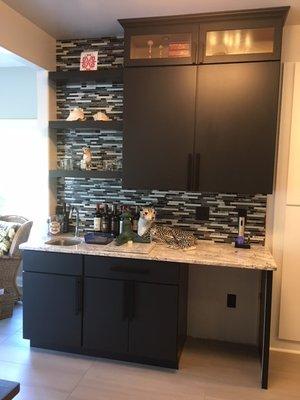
55,37 -> 267,244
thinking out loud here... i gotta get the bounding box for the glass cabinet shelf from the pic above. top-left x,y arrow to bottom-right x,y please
205,27 -> 275,57
130,33 -> 192,60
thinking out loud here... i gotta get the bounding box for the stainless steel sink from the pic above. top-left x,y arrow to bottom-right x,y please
45,238 -> 82,246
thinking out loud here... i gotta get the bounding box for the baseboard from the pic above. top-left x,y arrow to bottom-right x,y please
270,347 -> 300,355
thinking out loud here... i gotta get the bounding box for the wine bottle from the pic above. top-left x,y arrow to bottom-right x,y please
132,205 -> 140,233
93,204 -> 101,232
62,202 -> 69,233
110,204 -> 119,237
100,203 -> 110,233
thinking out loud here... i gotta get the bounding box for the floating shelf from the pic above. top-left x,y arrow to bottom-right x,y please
49,69 -> 123,84
49,120 -> 123,131
49,170 -> 122,179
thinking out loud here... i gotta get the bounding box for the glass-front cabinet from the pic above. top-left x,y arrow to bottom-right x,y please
199,19 -> 282,63
123,25 -> 198,66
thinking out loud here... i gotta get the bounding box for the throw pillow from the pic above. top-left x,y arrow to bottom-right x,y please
0,221 -> 21,256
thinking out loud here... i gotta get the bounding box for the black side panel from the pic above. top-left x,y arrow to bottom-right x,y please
123,66 -> 196,190
129,282 -> 178,362
195,61 -> 280,194
83,277 -> 129,354
23,272 -> 82,348
23,250 -> 83,276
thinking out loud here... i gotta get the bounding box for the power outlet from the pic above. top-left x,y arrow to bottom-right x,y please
196,206 -> 210,221
227,293 -> 237,308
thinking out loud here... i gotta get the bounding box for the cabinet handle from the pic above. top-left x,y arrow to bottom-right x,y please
123,281 -> 130,320
110,266 -> 149,275
194,153 -> 200,191
129,281 -> 135,321
187,153 -> 194,191
74,278 -> 82,316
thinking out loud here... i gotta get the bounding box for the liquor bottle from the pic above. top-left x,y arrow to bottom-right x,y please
132,205 -> 140,233
93,204 -> 101,232
61,202 -> 69,233
119,205 -> 125,235
100,204 -> 110,233
110,204 -> 119,237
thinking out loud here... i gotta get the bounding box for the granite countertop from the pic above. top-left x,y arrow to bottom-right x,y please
20,234 -> 277,271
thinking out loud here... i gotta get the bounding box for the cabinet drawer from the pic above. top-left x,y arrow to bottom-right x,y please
23,251 -> 83,276
85,256 -> 180,284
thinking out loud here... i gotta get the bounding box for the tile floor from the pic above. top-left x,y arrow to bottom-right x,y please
0,304 -> 299,400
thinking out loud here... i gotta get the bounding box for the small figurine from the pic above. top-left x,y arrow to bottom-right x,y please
93,111 -> 111,121
66,107 -> 86,121
147,40 -> 154,58
116,211 -> 149,246
138,206 -> 197,250
80,147 -> 92,170
159,44 -> 164,58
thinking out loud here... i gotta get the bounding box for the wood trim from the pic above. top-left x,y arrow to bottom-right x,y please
118,7 -> 290,28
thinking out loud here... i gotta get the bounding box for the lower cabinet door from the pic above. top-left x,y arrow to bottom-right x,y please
23,272 -> 82,348
83,277 -> 129,354
129,282 -> 178,362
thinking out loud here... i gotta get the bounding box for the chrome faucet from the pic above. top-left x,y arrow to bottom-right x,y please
69,206 -> 80,237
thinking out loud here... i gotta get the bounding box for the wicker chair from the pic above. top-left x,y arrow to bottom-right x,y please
0,216 -> 33,319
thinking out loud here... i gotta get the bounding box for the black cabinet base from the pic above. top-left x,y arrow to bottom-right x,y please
29,341 -> 180,369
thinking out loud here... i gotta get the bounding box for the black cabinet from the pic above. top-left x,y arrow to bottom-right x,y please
83,277 -> 129,354
194,61 -> 280,193
23,251 -> 188,368
123,66 -> 197,190
129,282 -> 178,362
23,271 -> 82,348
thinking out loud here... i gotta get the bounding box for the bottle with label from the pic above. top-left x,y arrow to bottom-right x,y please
61,202 -> 69,233
119,205 -> 125,235
132,205 -> 140,233
100,204 -> 110,233
110,204 -> 119,237
93,204 -> 101,232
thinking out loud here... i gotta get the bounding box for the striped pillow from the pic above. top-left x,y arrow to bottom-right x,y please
0,221 -> 20,256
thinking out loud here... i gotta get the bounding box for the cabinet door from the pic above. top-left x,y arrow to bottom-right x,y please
124,24 -> 198,67
123,66 -> 196,190
194,61 -> 280,193
129,282 -> 178,362
279,207 -> 300,341
83,278 -> 129,354
199,19 -> 282,64
23,272 -> 82,348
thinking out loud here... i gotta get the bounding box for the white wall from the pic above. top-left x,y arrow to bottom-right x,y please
267,25 -> 300,353
0,1 -> 56,71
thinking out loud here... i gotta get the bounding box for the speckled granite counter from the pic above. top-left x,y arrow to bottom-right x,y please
20,235 -> 276,271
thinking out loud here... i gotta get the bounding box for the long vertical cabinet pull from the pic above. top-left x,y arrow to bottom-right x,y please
75,277 -> 82,316
123,281 -> 130,320
194,153 -> 200,191
187,153 -> 194,191
129,281 -> 135,321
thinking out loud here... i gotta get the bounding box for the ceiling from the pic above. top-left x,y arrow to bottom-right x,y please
2,0 -> 299,39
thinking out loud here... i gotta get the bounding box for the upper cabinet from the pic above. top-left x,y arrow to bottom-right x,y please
121,24 -> 198,66
119,7 -> 289,67
199,19 -> 282,64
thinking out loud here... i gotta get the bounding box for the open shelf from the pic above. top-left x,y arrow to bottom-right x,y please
49,69 -> 123,84
49,120 -> 123,131
49,170 -> 122,179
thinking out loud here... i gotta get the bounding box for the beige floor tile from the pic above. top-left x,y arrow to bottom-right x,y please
0,360 -> 86,392
15,384 -> 69,400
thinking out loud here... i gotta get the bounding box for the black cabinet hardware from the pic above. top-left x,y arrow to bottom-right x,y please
129,282 -> 135,321
75,278 -> 82,316
110,265 -> 149,275
187,153 -> 194,191
123,281 -> 131,320
194,153 -> 200,191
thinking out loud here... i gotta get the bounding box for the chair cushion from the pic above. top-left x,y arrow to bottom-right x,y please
0,221 -> 21,256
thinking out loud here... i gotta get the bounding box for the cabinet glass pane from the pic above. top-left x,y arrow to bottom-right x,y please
130,33 -> 192,60
206,27 -> 275,57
